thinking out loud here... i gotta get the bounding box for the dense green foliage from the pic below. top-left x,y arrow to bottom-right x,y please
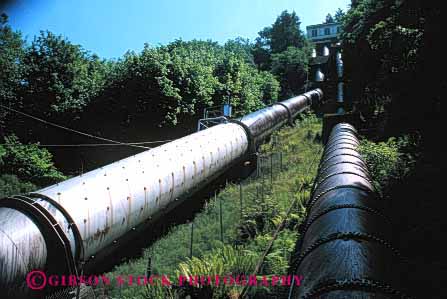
334,8 -> 346,22
102,115 -> 322,298
2,33 -> 279,130
359,135 -> 419,193
341,0 -> 441,139
0,174 -> 36,198
89,40 -> 279,127
175,245 -> 259,298
324,9 -> 346,24
0,135 -> 66,186
22,31 -> 109,118
270,46 -> 311,99
0,13 -> 25,127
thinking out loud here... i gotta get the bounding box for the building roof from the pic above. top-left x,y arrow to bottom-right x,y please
306,22 -> 342,29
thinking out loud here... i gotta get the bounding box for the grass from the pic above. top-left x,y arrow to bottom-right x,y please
98,112 -> 323,299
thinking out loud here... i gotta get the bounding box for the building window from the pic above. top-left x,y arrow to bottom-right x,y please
324,28 -> 331,35
337,26 -> 341,33
311,29 -> 317,37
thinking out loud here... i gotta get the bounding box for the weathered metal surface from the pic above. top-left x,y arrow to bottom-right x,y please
336,51 -> 343,79
37,122 -> 248,259
336,82 -> 344,103
239,104 -> 289,148
239,88 -> 323,148
289,123 -> 410,299
279,95 -> 309,121
315,68 -> 325,82
0,207 -> 47,297
283,89 -> 324,116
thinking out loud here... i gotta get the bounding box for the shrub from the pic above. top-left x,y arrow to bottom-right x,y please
359,135 -> 419,193
175,245 -> 258,298
0,174 -> 36,198
0,135 -> 66,186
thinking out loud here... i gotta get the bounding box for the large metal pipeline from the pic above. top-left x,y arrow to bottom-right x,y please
0,89 -> 322,298
288,123 -> 410,299
235,89 -> 322,151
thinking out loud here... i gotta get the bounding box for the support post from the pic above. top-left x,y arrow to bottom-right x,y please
239,183 -> 243,219
280,152 -> 283,172
190,222 -> 194,258
219,192 -> 223,243
146,256 -> 152,277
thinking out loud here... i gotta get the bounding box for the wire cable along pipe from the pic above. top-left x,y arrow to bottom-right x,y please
0,89 -> 322,298
288,123 -> 411,299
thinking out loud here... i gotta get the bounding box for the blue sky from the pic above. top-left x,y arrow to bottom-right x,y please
4,0 -> 350,59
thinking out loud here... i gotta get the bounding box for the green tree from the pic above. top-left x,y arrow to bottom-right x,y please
86,40 -> 279,127
224,37 -> 254,65
266,10 -> 306,53
270,46 -> 311,98
0,13 -> 26,127
324,13 -> 335,23
359,135 -> 418,193
21,31 -> 108,119
252,10 -> 309,99
334,8 -> 346,22
253,10 -> 306,70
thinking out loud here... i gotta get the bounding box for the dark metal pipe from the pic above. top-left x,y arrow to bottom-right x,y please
238,89 -> 323,151
289,123 -> 410,299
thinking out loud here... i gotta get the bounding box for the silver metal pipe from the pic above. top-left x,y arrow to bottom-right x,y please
39,123 -> 249,259
0,208 -> 47,298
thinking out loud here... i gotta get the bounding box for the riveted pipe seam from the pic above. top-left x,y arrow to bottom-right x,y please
318,152 -> 367,169
12,195 -> 78,274
316,159 -> 369,177
0,196 -> 77,286
322,138 -> 360,153
299,204 -> 391,237
28,193 -> 85,262
301,279 -> 413,299
290,231 -> 403,272
307,185 -> 375,210
322,145 -> 361,158
314,171 -> 374,190
274,102 -> 293,125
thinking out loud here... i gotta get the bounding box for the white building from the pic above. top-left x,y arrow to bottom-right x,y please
307,22 -> 342,42
306,22 -> 342,56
